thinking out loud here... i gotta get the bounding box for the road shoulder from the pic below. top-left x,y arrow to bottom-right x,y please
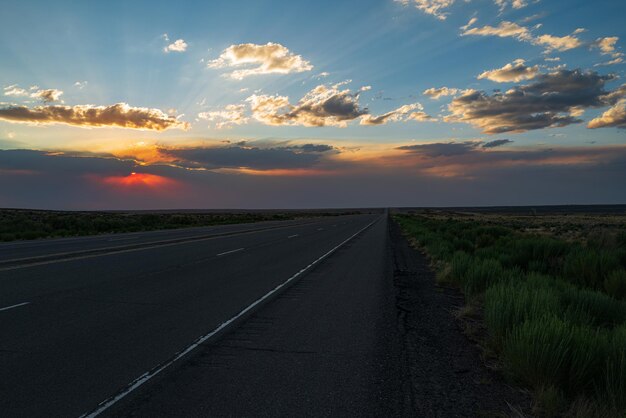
389,218 -> 532,416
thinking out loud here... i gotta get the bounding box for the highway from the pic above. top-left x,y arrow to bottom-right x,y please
0,212 -> 404,417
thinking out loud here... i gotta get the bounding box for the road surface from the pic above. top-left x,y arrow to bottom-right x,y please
0,212 -> 404,417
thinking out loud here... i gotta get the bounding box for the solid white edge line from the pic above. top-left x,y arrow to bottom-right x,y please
79,216 -> 379,418
216,248 -> 245,257
0,301 -> 30,312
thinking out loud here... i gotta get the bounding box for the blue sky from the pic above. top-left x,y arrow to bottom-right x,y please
1,0 -> 625,208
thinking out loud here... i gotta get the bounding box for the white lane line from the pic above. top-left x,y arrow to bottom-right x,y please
216,248 -> 244,257
0,302 -> 30,312
0,220 -> 324,272
80,217 -> 378,418
287,234 -> 299,239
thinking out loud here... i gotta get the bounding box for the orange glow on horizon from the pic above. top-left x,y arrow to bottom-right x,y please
100,172 -> 178,188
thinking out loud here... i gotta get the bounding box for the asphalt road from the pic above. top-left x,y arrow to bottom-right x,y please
0,212 -> 403,417
0,217 -> 322,264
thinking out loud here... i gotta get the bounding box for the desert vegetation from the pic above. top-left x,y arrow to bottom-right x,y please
395,211 -> 626,417
0,209 -> 359,242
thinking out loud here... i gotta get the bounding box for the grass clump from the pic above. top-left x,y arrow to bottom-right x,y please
604,269 -> 626,299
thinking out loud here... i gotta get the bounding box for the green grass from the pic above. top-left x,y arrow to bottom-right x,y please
395,213 -> 626,416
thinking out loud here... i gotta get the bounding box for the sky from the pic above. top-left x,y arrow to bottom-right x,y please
1,0 -> 625,209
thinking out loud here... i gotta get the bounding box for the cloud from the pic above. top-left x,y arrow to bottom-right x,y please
533,34 -> 582,52
462,21 -> 532,41
482,139 -> 513,148
246,82 -> 366,127
198,104 -> 248,129
360,103 -> 433,125
423,87 -> 461,99
208,42 -> 313,79
158,143 -> 336,171
593,36 -> 619,54
462,20 -> 583,53
391,141 -> 626,179
478,59 -> 540,83
395,0 -> 455,20
397,141 -> 480,157
0,103 -> 189,131
591,37 -> 624,66
595,57 -> 624,66
163,39 -> 188,53
407,111 -> 436,121
290,143 -> 335,153
33,89 -> 64,103
460,17 -> 478,31
494,0 -> 528,10
74,81 -> 88,89
588,99 -> 626,129
3,145 -> 626,210
396,1 -> 528,20
4,85 -> 63,103
245,83 -> 428,127
446,69 -> 624,134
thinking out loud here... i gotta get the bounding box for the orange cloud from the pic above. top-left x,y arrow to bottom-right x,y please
0,103 -> 188,131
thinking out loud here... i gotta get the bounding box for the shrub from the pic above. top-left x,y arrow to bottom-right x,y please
563,248 -> 620,289
602,326 -> 626,411
500,237 -> 569,275
567,326 -> 608,395
560,286 -> 626,327
503,315 -> 573,389
485,280 -> 560,345
461,258 -> 505,298
604,270 -> 626,300
449,251 -> 472,282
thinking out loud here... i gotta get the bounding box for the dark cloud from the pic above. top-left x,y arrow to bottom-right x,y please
0,103 -> 189,131
2,146 -> 626,209
482,139 -> 514,148
288,143 -> 335,153
397,141 -> 480,157
159,144 -> 333,170
447,69 -> 625,134
247,83 -> 368,127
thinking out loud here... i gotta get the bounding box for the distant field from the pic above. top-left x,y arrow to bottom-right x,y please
0,208 -> 365,242
394,210 -> 626,417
